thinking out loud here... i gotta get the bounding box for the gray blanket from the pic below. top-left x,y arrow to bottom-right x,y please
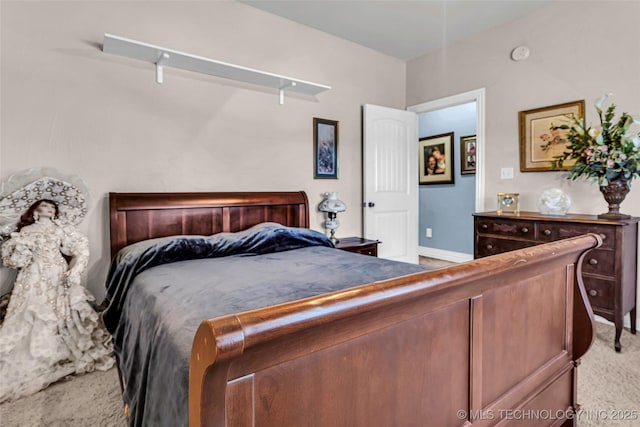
109,230 -> 429,426
103,223 -> 335,333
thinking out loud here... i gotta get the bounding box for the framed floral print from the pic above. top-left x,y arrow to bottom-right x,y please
518,100 -> 584,172
313,118 -> 339,179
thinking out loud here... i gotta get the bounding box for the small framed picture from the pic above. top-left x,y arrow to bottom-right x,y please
518,100 -> 584,172
419,132 -> 454,185
313,118 -> 339,179
460,134 -> 476,175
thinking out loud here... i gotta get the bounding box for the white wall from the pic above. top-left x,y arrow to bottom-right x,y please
0,1 -> 406,298
407,0 -> 640,326
407,1 -> 640,215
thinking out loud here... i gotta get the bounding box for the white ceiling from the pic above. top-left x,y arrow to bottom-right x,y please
240,0 -> 553,61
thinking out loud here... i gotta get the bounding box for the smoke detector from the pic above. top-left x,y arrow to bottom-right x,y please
510,46 -> 530,61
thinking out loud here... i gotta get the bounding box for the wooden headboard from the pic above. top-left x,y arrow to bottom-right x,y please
108,191 -> 310,257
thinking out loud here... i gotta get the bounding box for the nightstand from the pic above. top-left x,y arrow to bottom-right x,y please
335,237 -> 379,257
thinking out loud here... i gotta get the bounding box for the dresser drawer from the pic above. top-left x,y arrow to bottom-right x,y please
583,276 -> 614,310
581,249 -> 615,278
535,223 -> 615,248
535,223 -> 558,242
345,245 -> 378,257
335,237 -> 378,257
476,219 -> 535,239
475,236 -> 536,257
554,224 -> 615,249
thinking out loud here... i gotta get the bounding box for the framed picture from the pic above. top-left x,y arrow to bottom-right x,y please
419,132 -> 454,185
460,134 -> 476,175
313,118 -> 339,179
518,100 -> 584,172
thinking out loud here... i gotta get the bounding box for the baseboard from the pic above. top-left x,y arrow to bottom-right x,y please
418,246 -> 473,263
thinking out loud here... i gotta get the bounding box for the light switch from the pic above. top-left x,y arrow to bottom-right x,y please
500,167 -> 514,179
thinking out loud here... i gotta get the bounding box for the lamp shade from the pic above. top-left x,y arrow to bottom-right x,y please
318,192 -> 346,213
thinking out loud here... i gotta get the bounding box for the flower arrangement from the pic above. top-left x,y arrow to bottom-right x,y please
542,94 -> 640,186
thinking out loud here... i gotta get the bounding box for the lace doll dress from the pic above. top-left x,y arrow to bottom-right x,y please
0,220 -> 114,402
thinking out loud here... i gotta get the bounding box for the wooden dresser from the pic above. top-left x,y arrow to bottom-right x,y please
474,211 -> 638,352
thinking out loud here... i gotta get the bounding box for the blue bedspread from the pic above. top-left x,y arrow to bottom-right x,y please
103,223 -> 429,426
103,222 -> 334,334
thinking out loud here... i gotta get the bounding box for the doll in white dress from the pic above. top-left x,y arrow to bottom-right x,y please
0,199 -> 114,402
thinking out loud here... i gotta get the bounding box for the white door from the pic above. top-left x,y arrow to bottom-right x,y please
363,104 -> 418,263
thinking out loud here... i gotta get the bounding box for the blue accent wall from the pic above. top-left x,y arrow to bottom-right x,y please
419,102 -> 476,254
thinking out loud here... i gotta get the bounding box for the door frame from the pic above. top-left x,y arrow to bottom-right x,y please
407,88 -> 486,213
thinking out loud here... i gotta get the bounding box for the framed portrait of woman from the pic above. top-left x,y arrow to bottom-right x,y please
419,132 -> 454,185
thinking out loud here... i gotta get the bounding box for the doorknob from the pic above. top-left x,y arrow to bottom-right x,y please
368,202 -> 375,207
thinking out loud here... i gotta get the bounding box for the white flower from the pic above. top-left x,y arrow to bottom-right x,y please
595,93 -> 613,111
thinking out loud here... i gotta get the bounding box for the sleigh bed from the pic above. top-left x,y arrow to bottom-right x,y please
105,191 -> 598,427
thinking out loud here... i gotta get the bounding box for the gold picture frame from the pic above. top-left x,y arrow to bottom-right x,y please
518,100 -> 584,172
460,134 -> 476,175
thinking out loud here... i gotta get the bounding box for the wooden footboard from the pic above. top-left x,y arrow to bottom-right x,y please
190,234 -> 600,427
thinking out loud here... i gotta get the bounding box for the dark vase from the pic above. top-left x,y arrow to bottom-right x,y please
598,177 -> 631,219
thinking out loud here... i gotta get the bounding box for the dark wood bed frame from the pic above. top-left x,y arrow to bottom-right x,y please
109,191 -> 599,427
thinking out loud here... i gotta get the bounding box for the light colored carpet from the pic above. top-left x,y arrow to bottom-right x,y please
0,367 -> 127,426
0,322 -> 637,426
577,321 -> 640,426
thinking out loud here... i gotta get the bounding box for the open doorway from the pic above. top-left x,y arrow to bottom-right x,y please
407,88 -> 485,262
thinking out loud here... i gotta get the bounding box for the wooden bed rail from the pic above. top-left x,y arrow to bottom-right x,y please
190,234 -> 600,427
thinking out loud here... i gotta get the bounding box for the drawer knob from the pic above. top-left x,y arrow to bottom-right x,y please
599,233 -> 607,240
486,244 -> 493,250
588,289 -> 598,297
521,227 -> 529,233
543,229 -> 552,236
589,258 -> 598,266
481,224 -> 488,230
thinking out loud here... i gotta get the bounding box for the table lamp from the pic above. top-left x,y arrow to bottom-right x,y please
318,192 -> 346,243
